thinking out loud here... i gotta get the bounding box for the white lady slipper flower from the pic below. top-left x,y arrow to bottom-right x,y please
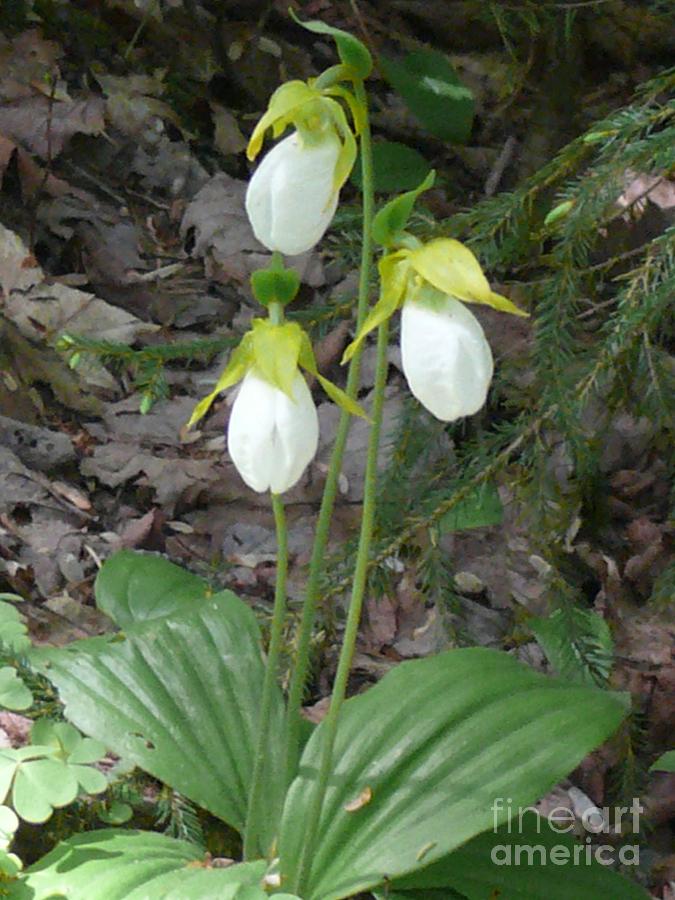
187,318 -> 366,495
245,130 -> 341,256
228,368 -> 319,494
342,237 -> 528,422
400,294 -> 494,421
245,79 -> 360,256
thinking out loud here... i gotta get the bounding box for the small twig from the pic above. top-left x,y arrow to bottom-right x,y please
28,68 -> 58,252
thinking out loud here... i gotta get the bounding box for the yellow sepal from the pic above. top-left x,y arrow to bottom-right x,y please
250,319 -> 303,398
408,238 -> 491,304
247,80 -> 318,161
321,84 -> 366,135
342,252 -> 411,363
321,97 -> 357,194
408,238 -> 528,316
185,333 -> 254,429
299,332 -> 368,419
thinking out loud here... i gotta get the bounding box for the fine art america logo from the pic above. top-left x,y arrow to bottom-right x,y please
491,797 -> 643,867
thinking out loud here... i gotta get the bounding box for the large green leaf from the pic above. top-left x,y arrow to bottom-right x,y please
95,550 -> 211,627
352,141 -> 431,193
30,593 -> 285,850
381,50 -> 474,143
278,648 -> 628,899
374,812 -> 647,899
13,830 -> 276,899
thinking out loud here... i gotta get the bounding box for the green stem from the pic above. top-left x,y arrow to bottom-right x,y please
290,319 -> 389,893
282,79 -> 375,788
242,494 -> 288,860
268,300 -> 283,325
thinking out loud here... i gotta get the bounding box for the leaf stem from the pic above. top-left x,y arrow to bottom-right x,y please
282,79 -> 375,787
291,318 -> 389,893
243,492 -> 288,859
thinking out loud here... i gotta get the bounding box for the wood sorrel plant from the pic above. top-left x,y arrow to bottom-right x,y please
6,17 -> 647,900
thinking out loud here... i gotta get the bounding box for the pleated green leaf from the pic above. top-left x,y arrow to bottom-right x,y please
15,831 -> 275,900
94,550 -> 211,628
278,648 -> 628,899
31,593 -> 285,848
374,812 -> 648,899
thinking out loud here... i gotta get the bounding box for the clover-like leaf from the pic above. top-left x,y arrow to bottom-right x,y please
97,800 -> 133,825
31,719 -> 106,765
13,757 -> 79,823
0,805 -> 18,848
0,668 -> 32,711
0,848 -> 21,877
31,720 -> 108,797
0,603 -> 31,654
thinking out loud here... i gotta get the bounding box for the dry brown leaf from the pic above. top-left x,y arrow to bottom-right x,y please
4,281 -> 158,345
0,30 -> 62,102
0,95 -> 104,159
0,223 -> 42,298
181,173 -> 327,287
0,712 -> 32,748
364,595 -> 398,649
80,443 -> 217,513
211,103 -> 247,156
95,69 -> 184,139
0,416 -> 75,471
617,171 -> 675,217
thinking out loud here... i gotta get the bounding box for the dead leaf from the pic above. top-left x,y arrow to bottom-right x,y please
95,69 -> 184,139
211,103 -> 247,156
344,786 -> 373,812
312,321 -> 351,373
80,443 -> 216,513
0,95 -> 104,159
364,595 -> 397,649
0,31 -> 62,102
181,173 -> 327,287
0,712 -> 32,747
0,319 -> 103,415
132,136 -> 209,196
301,696 -> 331,725
4,281 -> 158,345
617,171 -> 675,216
0,223 -> 43,297
0,416 -> 75,470
115,508 -> 165,551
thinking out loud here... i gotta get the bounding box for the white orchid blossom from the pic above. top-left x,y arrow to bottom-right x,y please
246,130 -> 341,256
400,293 -> 494,421
227,368 -> 319,494
187,318 -> 366,495
342,237 -> 527,423
244,78 -> 361,257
